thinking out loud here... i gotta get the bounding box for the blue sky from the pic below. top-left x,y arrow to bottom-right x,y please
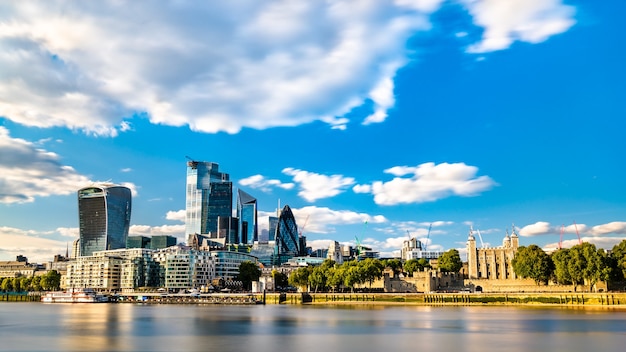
1,0 -> 625,263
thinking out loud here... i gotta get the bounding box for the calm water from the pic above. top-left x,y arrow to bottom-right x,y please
1,303 -> 626,352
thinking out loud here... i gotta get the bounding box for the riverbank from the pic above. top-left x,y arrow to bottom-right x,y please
272,292 -> 626,307
5,291 -> 626,307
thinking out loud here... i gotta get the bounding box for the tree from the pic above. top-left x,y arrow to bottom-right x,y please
288,267 -> 310,291
237,261 -> 261,291
384,259 -> 403,276
44,270 -> 61,291
308,266 -> 327,293
343,265 -> 364,292
31,276 -> 42,292
438,249 -> 463,273
327,266 -> 344,292
610,240 -> 626,280
404,258 -> 431,277
511,245 -> 553,285
569,242 -> 610,291
272,270 -> 289,290
1,277 -> 14,292
551,249 -> 572,284
360,258 -> 383,289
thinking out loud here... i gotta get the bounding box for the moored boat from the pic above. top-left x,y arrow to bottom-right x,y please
41,288 -> 109,303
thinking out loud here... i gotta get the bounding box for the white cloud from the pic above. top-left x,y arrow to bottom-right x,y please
0,127 -> 92,203
589,222 -> 626,236
519,221 -> 554,236
362,162 -> 496,205
0,226 -> 69,263
288,205 -> 387,234
239,174 -> 295,192
519,221 -> 626,238
0,1 -> 442,136
283,168 -> 356,202
165,210 -> 186,223
120,168 -> 132,173
462,0 -> 576,53
543,236 -> 626,253
353,184 -> 372,193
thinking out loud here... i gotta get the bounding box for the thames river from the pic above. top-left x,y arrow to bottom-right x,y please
1,303 -> 626,352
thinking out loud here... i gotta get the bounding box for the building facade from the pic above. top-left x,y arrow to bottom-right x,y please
78,184 -> 132,257
185,161 -> 232,238
236,189 -> 258,244
466,228 -> 519,280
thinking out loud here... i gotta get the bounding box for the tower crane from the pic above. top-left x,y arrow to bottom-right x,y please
424,223 -> 432,251
298,215 -> 310,238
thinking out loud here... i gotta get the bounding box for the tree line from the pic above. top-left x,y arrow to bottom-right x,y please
285,249 -> 463,292
512,240 -> 626,290
0,270 -> 62,292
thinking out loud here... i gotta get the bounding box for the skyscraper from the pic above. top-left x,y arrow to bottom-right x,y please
78,184 -> 132,257
185,161 -> 232,239
236,189 -> 257,244
276,205 -> 299,261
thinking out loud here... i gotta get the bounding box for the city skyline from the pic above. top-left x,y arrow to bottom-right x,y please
1,1 -> 625,263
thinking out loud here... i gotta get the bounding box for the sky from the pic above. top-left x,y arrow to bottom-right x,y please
1,0 -> 625,263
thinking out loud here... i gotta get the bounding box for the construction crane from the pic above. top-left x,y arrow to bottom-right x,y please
298,215 -> 310,238
573,221 -> 582,245
558,222 -> 583,249
470,225 -> 485,248
185,155 -> 198,168
424,223 -> 432,251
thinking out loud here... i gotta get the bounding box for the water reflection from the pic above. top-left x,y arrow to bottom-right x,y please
1,303 -> 626,352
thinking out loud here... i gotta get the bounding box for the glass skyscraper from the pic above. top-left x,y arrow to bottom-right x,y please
236,189 -> 257,244
78,184 -> 132,257
276,205 -> 299,259
185,161 -> 232,237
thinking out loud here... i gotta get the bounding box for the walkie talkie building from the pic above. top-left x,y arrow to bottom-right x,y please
78,184 -> 132,256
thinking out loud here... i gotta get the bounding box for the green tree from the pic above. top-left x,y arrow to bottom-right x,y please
327,266 -> 344,292
237,261 -> 261,291
360,258 -> 383,289
343,265 -> 364,292
271,270 -> 289,290
568,242 -> 610,291
308,266 -> 327,293
404,258 -> 431,277
31,276 -> 42,292
12,277 -> 22,292
551,249 -> 572,284
288,267 -> 310,291
610,240 -> 626,280
44,270 -> 62,291
511,245 -> 553,285
1,277 -> 14,292
384,259 -> 403,275
438,249 -> 463,273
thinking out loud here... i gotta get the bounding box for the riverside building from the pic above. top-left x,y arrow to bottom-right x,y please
64,246 -> 257,292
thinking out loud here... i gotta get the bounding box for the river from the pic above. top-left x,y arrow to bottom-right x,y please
1,303 -> 625,352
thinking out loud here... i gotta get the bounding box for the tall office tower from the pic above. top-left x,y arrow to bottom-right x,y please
217,216 -> 238,244
236,189 -> 258,244
78,184 -> 132,257
268,216 -> 278,242
185,161 -> 232,239
276,205 -> 299,258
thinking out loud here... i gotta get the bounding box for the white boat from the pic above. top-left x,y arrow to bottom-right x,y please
41,288 -> 109,303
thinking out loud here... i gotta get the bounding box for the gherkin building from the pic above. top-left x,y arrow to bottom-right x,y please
276,205 -> 299,262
